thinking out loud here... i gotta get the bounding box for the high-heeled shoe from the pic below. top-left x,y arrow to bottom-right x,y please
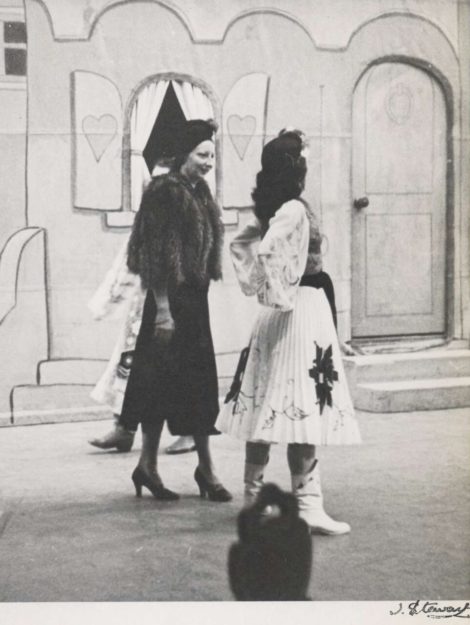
131,467 -> 180,501
194,467 -> 233,502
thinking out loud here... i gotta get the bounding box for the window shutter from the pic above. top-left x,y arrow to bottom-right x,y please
222,73 -> 270,208
71,71 -> 123,211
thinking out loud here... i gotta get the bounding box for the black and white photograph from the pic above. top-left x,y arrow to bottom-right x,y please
0,0 -> 469,622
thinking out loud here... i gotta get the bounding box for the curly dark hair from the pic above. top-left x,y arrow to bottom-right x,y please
252,130 -> 307,232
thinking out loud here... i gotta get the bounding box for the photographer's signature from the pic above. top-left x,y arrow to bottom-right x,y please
390,601 -> 470,618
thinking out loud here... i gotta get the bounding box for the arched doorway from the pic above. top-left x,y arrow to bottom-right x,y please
351,61 -> 448,340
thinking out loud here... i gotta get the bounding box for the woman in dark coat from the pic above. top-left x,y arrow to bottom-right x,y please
121,119 -> 231,502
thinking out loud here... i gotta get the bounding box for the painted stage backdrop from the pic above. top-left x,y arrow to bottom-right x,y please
0,0 -> 469,425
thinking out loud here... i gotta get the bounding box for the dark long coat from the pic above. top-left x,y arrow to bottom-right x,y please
120,172 -> 224,435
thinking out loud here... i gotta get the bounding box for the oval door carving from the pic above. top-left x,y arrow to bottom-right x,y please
385,82 -> 413,125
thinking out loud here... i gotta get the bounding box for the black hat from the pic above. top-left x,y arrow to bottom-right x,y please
261,130 -> 304,176
176,118 -> 217,156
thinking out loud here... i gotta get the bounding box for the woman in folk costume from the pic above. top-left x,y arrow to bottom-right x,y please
216,129 -> 360,534
87,241 -> 144,451
87,260 -> 195,456
115,118 -> 231,502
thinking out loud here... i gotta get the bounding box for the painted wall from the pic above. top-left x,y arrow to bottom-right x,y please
0,87 -> 26,249
0,0 -> 27,251
29,0 -> 461,48
0,0 -> 468,421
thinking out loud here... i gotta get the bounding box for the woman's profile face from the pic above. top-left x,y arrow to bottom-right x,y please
180,140 -> 215,181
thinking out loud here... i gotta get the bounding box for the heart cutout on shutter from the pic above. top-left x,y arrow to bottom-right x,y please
82,114 -> 118,162
227,114 -> 256,160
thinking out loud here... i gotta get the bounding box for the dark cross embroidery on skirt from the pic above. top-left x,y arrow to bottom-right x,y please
225,346 -> 251,416
308,343 -> 338,414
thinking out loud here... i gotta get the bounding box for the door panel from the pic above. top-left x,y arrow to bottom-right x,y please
352,63 -> 446,338
365,213 -> 432,316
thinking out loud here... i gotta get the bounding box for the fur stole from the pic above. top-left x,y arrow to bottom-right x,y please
127,173 -> 224,290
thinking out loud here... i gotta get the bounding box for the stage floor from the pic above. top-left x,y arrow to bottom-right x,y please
0,408 -> 469,602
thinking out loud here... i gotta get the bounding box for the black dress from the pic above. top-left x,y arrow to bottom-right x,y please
299,271 -> 337,329
120,173 -> 223,436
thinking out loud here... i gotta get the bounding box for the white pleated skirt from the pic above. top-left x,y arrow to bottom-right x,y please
216,287 -> 361,445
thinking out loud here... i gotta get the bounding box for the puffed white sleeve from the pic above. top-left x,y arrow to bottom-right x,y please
229,217 -> 264,296
256,200 -> 309,311
88,237 -> 140,320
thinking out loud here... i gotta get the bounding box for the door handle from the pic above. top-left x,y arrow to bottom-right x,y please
353,197 -> 369,210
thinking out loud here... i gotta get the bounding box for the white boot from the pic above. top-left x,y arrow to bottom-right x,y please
291,460 -> 350,535
88,416 -> 135,452
244,462 -> 272,514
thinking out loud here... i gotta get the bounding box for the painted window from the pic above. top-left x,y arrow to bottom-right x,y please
1,21 -> 26,76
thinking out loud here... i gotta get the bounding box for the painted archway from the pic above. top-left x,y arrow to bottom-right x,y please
351,59 -> 451,340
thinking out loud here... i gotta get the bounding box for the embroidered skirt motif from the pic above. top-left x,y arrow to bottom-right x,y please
216,287 -> 361,445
